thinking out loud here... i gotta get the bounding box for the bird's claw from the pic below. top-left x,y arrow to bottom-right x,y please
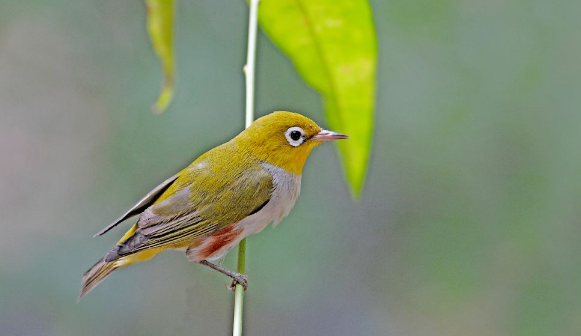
228,274 -> 248,291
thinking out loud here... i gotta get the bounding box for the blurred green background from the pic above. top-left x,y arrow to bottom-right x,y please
2,0 -> 581,335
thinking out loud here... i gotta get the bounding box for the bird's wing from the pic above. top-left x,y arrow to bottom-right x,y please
108,155 -> 274,259
93,173 -> 180,237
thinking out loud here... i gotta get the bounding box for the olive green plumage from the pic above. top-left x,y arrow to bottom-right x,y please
106,142 -> 274,260
79,111 -> 348,300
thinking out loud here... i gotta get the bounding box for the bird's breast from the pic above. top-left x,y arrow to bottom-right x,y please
188,162 -> 301,262
237,162 -> 301,235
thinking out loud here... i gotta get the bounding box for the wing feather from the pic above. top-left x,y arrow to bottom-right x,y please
108,148 -> 274,259
93,173 -> 179,237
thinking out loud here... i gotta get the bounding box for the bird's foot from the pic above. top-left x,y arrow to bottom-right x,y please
199,260 -> 248,291
228,273 -> 248,291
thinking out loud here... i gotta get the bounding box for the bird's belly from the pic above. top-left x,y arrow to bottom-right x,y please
187,163 -> 301,262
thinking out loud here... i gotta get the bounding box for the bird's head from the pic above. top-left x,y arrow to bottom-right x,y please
234,111 -> 348,174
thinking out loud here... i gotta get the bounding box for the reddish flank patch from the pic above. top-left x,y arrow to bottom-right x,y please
199,225 -> 241,260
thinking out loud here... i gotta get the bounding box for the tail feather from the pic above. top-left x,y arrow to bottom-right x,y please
79,248 -> 163,302
78,257 -> 117,302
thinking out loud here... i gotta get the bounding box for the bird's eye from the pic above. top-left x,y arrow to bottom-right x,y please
290,131 -> 301,141
285,127 -> 305,147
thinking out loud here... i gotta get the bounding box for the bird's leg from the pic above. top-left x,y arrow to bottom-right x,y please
199,260 -> 248,291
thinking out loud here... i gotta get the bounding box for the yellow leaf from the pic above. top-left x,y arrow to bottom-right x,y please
258,0 -> 377,196
145,0 -> 175,113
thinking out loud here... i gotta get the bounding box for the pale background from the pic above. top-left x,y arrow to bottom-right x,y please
1,0 -> 581,335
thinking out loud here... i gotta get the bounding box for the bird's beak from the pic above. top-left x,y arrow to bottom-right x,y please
312,129 -> 349,142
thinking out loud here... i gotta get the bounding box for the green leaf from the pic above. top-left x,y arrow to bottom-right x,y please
145,0 -> 175,113
258,0 -> 377,196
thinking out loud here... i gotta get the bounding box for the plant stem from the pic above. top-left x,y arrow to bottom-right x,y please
244,0 -> 259,129
233,0 -> 259,335
232,239 -> 246,335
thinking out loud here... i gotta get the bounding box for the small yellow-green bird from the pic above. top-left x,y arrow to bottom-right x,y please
79,111 -> 348,300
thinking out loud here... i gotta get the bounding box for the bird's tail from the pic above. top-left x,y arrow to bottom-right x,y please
78,257 -> 118,302
79,223 -> 167,301
79,248 -> 163,301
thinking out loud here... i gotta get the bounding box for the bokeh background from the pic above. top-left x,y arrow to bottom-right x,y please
2,0 -> 581,335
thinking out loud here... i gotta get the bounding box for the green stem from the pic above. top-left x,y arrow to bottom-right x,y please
233,239 -> 246,333
233,0 -> 259,335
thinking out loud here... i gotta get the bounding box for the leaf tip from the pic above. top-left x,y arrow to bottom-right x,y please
346,171 -> 366,201
151,85 -> 173,114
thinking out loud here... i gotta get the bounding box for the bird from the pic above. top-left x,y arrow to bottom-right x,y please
79,111 -> 348,300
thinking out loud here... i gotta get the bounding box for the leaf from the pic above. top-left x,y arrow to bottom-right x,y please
257,0 -> 377,196
145,0 -> 175,113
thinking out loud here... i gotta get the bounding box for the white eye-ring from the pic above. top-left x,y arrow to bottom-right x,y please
285,127 -> 305,147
